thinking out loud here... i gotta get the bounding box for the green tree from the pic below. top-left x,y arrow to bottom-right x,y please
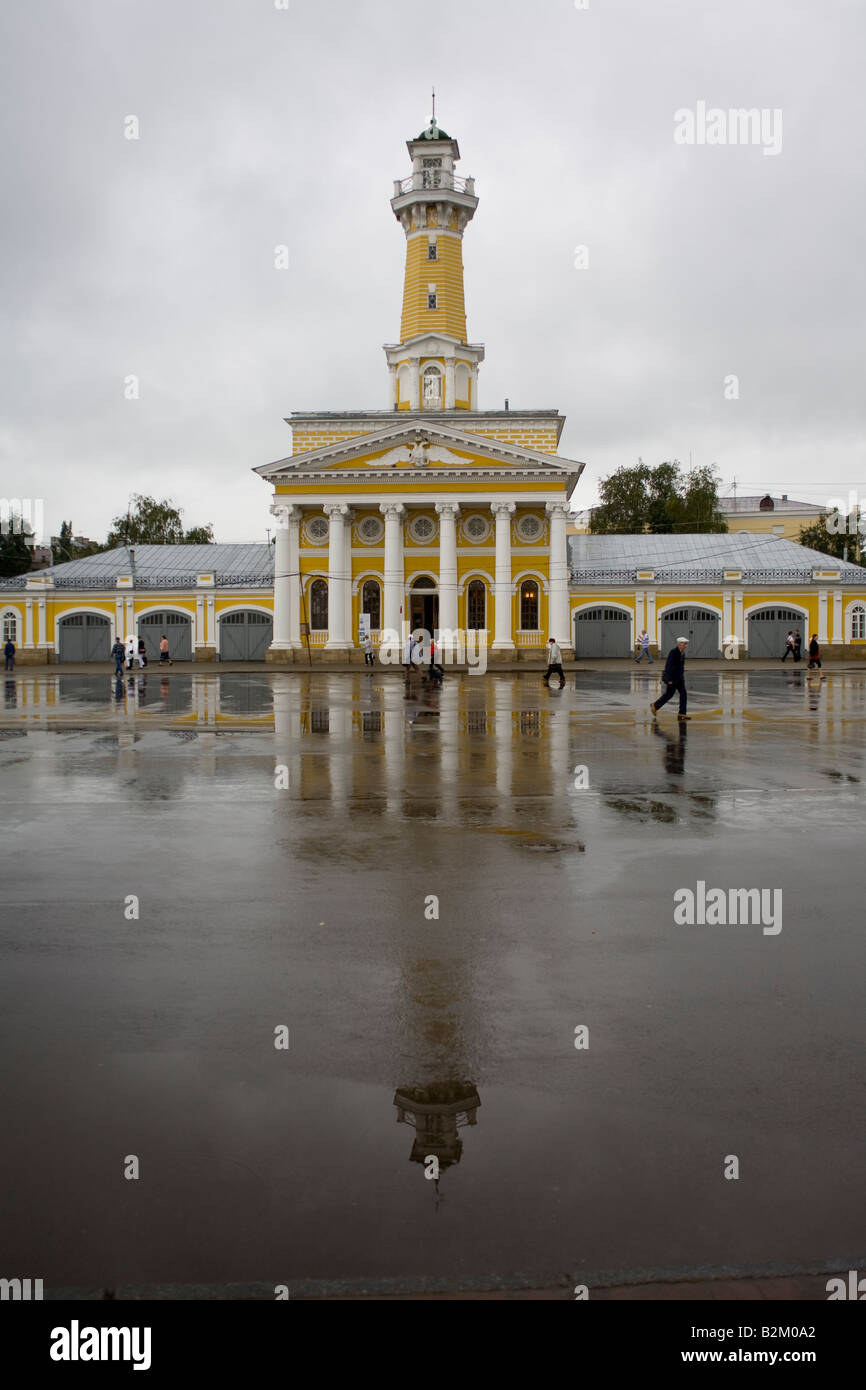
798,513 -> 862,564
0,528 -> 32,577
668,465 -> 728,533
589,460 -> 727,534
106,495 -> 213,547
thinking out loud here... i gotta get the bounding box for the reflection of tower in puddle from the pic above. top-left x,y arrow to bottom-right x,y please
393,1081 -> 481,1202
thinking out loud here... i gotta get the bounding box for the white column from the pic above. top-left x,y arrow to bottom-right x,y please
195,596 -> 204,647
380,502 -> 406,641
444,356 -> 456,409
546,502 -> 571,650
25,597 -> 34,648
38,598 -> 47,648
491,501 -> 515,651
409,361 -> 420,411
833,589 -> 843,645
734,592 -> 744,649
388,364 -> 397,409
818,589 -> 829,645
271,502 -> 300,649
207,596 -> 215,648
436,503 -> 459,647
114,597 -> 123,644
324,504 -> 350,649
125,597 -> 134,642
344,511 -> 354,645
634,589 -> 645,635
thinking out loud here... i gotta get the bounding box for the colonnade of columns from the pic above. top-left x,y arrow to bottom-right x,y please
269,498 -> 574,655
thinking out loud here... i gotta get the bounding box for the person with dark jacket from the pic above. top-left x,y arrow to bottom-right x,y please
650,637 -> 690,720
793,630 -> 802,662
808,634 -> 825,678
4,638 -> 15,671
111,636 -> 125,676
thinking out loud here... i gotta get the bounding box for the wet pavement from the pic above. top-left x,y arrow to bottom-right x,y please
0,667 -> 864,1297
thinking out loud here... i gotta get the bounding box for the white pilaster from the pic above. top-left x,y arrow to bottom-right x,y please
734,592 -> 744,648
436,502 -> 459,646
491,501 -> 515,650
546,502 -> 571,650
195,596 -> 204,647
722,590 -> 732,646
818,589 -> 829,645
380,502 -> 406,641
324,504 -> 350,648
25,597 -> 34,647
833,589 -> 843,644
647,590 -> 657,645
409,362 -> 420,412
444,356 -> 456,409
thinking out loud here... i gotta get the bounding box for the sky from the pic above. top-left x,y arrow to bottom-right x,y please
1,0 -> 864,544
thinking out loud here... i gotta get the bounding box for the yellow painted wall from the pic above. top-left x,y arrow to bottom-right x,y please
400,231 -> 467,342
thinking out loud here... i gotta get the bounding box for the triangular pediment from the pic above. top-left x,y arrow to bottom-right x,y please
255,419 -> 583,479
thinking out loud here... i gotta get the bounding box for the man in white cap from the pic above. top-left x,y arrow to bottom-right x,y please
650,636 -> 690,720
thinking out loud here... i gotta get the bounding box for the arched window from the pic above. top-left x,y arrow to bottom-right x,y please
309,578 -> 328,630
852,605 -> 866,640
362,579 -> 381,630
520,580 -> 539,630
2,611 -> 17,643
467,579 -> 486,629
422,366 -> 442,409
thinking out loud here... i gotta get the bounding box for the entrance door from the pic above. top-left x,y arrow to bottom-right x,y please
219,610 -> 273,661
138,611 -> 192,661
747,608 -> 804,658
409,581 -> 439,637
58,613 -> 111,662
574,606 -> 631,657
660,607 -> 720,659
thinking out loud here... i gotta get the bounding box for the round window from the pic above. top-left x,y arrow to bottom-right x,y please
517,513 -> 543,542
358,516 -> 384,544
410,515 -> 436,542
463,514 -> 490,543
305,515 -> 329,545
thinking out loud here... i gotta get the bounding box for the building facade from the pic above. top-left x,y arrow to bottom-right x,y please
3,117 -> 866,662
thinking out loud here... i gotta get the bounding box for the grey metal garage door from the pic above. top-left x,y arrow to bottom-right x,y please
660,607 -> 719,659
219,610 -> 273,661
747,607 -> 805,659
58,613 -> 111,662
138,611 -> 192,662
574,606 -> 631,657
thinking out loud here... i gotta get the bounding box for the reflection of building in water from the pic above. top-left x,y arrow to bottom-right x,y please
393,1081 -> 481,1172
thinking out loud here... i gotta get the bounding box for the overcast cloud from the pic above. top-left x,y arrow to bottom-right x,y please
1,0 -> 864,543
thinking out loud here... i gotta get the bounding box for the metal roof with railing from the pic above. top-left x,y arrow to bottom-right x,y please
568,533 -> 866,585
0,544 -> 274,590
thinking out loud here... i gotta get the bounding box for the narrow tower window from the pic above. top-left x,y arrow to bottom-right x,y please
427,285 -> 437,309
422,366 -> 442,409
427,240 -> 437,260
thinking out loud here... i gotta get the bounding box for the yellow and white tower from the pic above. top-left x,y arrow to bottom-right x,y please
384,110 -> 485,412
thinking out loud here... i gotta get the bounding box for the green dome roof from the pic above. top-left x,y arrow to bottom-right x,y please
415,120 -> 450,141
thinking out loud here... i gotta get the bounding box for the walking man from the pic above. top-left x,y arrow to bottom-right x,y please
137,637 -> 148,669
543,637 -> 565,689
650,636 -> 690,721
635,628 -> 653,663
159,634 -> 172,666
793,630 -> 802,662
4,636 -> 15,671
363,633 -> 374,667
781,631 -> 795,661
111,635 -> 125,676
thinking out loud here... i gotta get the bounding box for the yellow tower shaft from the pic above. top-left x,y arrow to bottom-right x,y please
400,226 -> 468,343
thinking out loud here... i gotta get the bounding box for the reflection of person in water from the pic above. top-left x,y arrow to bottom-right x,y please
653,721 -> 687,774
